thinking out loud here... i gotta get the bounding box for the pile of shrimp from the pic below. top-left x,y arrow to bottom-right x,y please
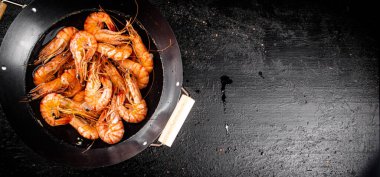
28,11 -> 153,144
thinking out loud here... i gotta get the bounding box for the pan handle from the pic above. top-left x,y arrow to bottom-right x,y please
0,1 -> 6,20
1,0 -> 27,8
0,0 -> 27,21
150,86 -> 195,147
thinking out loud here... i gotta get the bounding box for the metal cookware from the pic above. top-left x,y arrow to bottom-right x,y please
0,0 -> 183,167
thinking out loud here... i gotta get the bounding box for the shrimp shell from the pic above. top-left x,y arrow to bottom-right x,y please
33,50 -> 71,85
84,59 -> 113,112
103,58 -> 127,92
84,11 -> 116,35
69,115 -> 99,140
117,59 -> 149,89
126,22 -> 153,73
35,27 -> 78,65
29,69 -> 77,100
96,96 -> 124,144
70,31 -> 98,83
116,72 -> 147,123
40,93 -> 97,127
97,43 -> 132,61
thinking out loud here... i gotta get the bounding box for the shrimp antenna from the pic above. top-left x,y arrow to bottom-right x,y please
98,5 -> 105,12
98,5 -> 122,31
135,20 -> 151,51
130,0 -> 139,25
108,10 -> 128,29
82,140 -> 95,153
19,96 -> 32,103
107,12 -> 125,32
143,67 -> 155,99
149,39 -> 173,53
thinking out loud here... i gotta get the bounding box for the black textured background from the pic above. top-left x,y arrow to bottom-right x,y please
0,0 -> 379,176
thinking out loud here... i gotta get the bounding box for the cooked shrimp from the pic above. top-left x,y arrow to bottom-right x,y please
29,77 -> 66,100
40,94 -> 72,126
62,75 -> 82,98
94,29 -> 130,45
69,115 -> 99,140
97,43 -> 132,61
116,72 -> 147,123
72,90 -> 85,102
84,11 -> 129,45
40,93 -> 97,127
33,50 -> 71,85
57,56 -> 75,76
102,58 -> 127,92
96,97 -> 124,144
117,59 -> 149,89
28,69 -> 77,100
62,57 -> 75,70
70,31 -> 98,83
85,76 -> 112,112
35,27 -> 78,65
126,22 -> 153,73
85,59 -> 113,112
84,11 -> 116,35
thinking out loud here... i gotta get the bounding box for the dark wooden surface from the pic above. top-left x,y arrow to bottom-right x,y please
0,0 -> 379,176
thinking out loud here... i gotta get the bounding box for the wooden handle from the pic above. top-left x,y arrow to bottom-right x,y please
158,95 -> 195,147
0,2 -> 7,21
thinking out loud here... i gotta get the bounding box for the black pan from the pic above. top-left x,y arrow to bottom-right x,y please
0,0 -> 182,168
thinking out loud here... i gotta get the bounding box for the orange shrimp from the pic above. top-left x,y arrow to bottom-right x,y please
40,95 -> 72,126
35,27 -> 78,65
40,93 -> 97,127
126,22 -> 153,73
102,58 -> 127,92
97,43 -> 132,61
28,69 -> 77,100
84,11 -> 116,35
62,75 -> 82,98
116,72 -> 147,123
57,56 -> 75,77
85,76 -> 112,112
84,59 -> 113,112
96,96 -> 124,144
70,31 -> 97,83
62,57 -> 75,70
117,59 -> 149,89
69,115 -> 99,140
33,50 -> 71,85
72,90 -> 85,102
84,11 -> 129,45
94,29 -> 130,45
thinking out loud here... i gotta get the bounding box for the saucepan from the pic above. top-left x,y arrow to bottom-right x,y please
0,0 -> 192,168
